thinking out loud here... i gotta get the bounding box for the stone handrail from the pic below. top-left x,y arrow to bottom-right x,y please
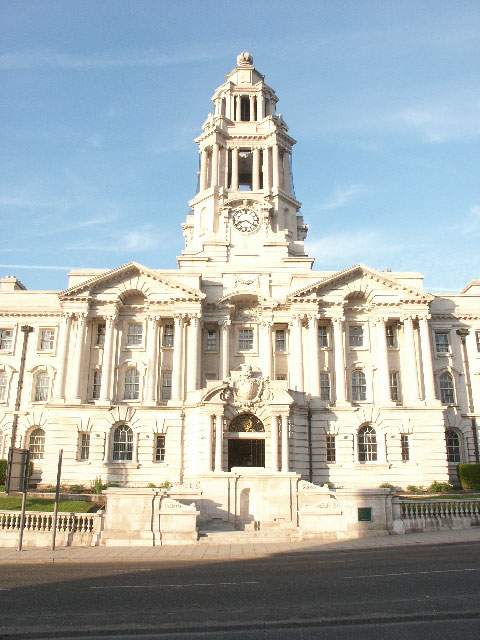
0,510 -> 103,534
391,497 -> 480,534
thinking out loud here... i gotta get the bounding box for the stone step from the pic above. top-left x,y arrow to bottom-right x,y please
197,529 -> 300,544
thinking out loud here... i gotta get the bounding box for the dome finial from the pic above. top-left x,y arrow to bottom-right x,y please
236,51 -> 253,67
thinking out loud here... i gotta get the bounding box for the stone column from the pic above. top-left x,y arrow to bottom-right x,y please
220,319 -> 231,380
99,315 -> 116,404
375,317 -> 391,403
211,143 -> 219,187
249,95 -> 255,121
52,312 -> 72,401
257,94 -> 264,119
231,147 -> 239,190
70,313 -> 87,402
272,142 -> 279,190
214,415 -> 223,472
187,314 -> 200,393
171,314 -> 185,402
262,147 -> 270,191
222,146 -> 229,189
419,314 -> 436,403
234,95 -> 239,120
282,151 -> 290,193
403,315 -> 419,404
290,315 -> 304,392
200,149 -> 208,191
252,148 -> 260,191
261,321 -> 273,380
308,314 -> 320,397
270,415 -> 279,472
146,315 -> 159,405
226,93 -> 231,119
205,417 -> 213,472
281,415 -> 289,472
332,316 -> 347,404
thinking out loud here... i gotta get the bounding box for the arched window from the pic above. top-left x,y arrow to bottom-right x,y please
358,425 -> 377,462
439,372 -> 455,405
446,429 -> 461,463
124,368 -> 139,400
0,372 -> 7,402
112,424 -> 133,461
34,372 -> 50,402
352,370 -> 367,402
29,428 -> 45,459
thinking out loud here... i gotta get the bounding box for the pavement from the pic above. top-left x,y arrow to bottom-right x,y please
1,527 -> 479,563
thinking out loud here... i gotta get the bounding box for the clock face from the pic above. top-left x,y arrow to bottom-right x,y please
232,207 -> 260,233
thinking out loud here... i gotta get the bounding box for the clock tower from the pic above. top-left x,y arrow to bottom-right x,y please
178,52 -> 313,272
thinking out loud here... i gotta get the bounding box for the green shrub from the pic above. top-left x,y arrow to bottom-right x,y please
428,480 -> 453,493
407,485 -> 426,493
147,482 -> 156,488
91,476 -> 106,494
457,463 -> 480,490
159,480 -> 171,489
379,482 -> 394,489
68,484 -> 86,494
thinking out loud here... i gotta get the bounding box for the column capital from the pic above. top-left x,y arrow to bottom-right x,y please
219,318 -> 231,327
306,314 -> 319,328
331,315 -> 345,324
400,313 -> 417,323
146,314 -> 161,323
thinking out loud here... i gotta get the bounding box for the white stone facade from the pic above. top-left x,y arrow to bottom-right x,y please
1,52 -> 479,506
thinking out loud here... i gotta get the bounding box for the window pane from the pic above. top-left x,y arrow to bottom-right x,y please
476,332 -> 480,353
40,329 -> 55,350
127,324 -> 142,345
162,325 -> 174,347
318,326 -> 328,347
155,434 -> 166,462
401,434 -> 410,462
29,428 -> 45,459
439,372 -> 455,404
206,329 -> 217,351
320,373 -> 330,401
349,325 -> 364,347
358,426 -> 377,462
0,372 -> 7,402
435,333 -> 449,353
239,329 -> 253,351
275,330 -> 286,352
386,325 -> 395,348
0,329 -> 13,350
124,368 -> 139,399
390,372 -> 399,402
161,372 -> 172,400
96,323 -> 106,346
446,429 -> 461,462
80,433 -> 90,460
352,370 -> 366,401
35,373 -> 50,401
326,434 -> 336,462
112,425 -> 133,461
92,370 -> 101,399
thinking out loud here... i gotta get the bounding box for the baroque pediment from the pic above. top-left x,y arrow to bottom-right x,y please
288,264 -> 432,305
59,261 -> 205,303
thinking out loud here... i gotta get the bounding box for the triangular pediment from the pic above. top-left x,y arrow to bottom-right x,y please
288,264 -> 432,304
59,262 -> 205,302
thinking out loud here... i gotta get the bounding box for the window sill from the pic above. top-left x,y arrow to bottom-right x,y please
161,346 -> 174,350
123,346 -> 145,351
204,350 -> 219,355
435,352 -> 452,357
37,350 -> 55,355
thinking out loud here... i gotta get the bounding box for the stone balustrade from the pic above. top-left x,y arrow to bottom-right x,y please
391,497 -> 480,534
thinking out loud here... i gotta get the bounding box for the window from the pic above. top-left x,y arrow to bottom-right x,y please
39,329 -> 55,351
127,323 -> 142,346
0,372 -> 7,402
92,370 -> 101,399
206,329 -> 217,351
358,425 -> 377,462
386,325 -> 396,348
326,434 -> 336,462
435,332 -> 450,354
155,434 -> 166,462
275,329 -> 286,352
352,370 -> 367,402
318,325 -> 328,348
34,372 -> 50,402
29,428 -> 45,460
446,429 -> 461,463
162,324 -> 174,347
276,374 -> 287,380
0,329 -> 13,350
439,372 -> 455,404
349,325 -> 364,347
239,329 -> 254,351
112,424 -> 133,461
401,434 -> 410,462
161,371 -> 172,400
79,432 -> 90,460
96,323 -> 106,346
476,331 -> 480,353
124,368 -> 140,400
205,373 -> 217,382
320,373 -> 330,401
390,372 -> 400,402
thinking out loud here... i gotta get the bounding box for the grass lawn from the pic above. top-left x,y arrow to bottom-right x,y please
0,497 -> 99,512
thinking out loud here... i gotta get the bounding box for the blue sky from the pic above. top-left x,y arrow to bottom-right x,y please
1,0 -> 479,292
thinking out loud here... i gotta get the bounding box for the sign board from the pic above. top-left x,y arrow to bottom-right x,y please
358,507 -> 372,522
5,448 -> 30,494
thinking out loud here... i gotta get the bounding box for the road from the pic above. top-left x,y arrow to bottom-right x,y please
1,541 -> 480,638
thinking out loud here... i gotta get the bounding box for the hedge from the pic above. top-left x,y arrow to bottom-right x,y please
0,459 -> 34,485
457,463 -> 480,491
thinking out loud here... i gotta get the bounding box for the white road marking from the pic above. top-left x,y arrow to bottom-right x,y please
90,581 -> 260,589
344,568 -> 480,579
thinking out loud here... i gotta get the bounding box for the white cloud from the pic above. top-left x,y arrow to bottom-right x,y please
307,229 -> 405,265
396,101 -> 480,143
66,226 -> 159,252
0,195 -> 67,208
314,184 -> 370,211
449,205 -> 480,233
0,48 -> 218,70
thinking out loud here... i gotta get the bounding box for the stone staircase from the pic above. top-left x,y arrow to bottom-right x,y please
197,520 -> 301,543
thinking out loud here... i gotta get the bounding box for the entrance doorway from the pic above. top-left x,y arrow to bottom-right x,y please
228,439 -> 265,471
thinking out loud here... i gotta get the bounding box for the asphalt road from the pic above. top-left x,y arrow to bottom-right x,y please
1,541 -> 480,638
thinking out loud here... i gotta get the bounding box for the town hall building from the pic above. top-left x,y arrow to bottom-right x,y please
1,53 -> 480,527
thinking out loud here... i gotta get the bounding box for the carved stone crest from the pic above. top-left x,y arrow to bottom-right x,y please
224,364 -> 271,408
